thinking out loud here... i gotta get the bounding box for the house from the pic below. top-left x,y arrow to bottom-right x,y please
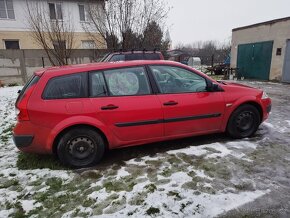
231,17 -> 290,82
0,0 -> 106,50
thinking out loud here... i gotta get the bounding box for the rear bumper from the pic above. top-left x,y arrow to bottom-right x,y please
13,134 -> 34,148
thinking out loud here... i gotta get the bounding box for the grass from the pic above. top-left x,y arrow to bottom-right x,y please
146,207 -> 160,215
16,153 -> 68,170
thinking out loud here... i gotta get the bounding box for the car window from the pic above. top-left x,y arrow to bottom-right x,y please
104,67 -> 151,96
43,73 -> 86,99
110,54 -> 125,62
90,72 -> 108,97
150,65 -> 207,94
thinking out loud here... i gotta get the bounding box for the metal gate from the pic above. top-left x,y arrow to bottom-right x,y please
282,40 -> 290,83
237,41 -> 273,80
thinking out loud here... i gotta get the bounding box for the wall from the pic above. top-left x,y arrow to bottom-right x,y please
231,19 -> 290,80
0,49 -> 108,85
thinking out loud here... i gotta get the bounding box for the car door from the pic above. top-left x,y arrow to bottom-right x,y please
148,65 -> 225,136
89,66 -> 163,142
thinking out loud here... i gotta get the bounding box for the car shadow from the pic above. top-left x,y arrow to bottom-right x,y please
80,133 -> 230,172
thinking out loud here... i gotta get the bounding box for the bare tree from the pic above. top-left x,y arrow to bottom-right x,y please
26,1 -> 75,66
84,0 -> 170,50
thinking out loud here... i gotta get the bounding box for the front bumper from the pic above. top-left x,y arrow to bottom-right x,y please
13,134 -> 34,148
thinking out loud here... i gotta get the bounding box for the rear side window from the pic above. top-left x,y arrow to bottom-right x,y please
16,75 -> 40,104
90,72 -> 108,97
103,67 -> 151,96
43,73 -> 87,99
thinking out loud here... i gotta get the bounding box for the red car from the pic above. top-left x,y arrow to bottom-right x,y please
13,60 -> 271,168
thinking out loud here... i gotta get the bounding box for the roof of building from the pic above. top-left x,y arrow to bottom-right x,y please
232,16 -> 290,32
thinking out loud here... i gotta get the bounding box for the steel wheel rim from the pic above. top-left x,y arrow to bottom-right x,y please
67,136 -> 96,160
236,111 -> 254,132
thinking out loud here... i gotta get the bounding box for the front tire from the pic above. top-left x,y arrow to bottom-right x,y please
227,104 -> 261,139
57,127 -> 105,168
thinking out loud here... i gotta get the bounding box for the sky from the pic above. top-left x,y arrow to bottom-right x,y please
166,0 -> 290,47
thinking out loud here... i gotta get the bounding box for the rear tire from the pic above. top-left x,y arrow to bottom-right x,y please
227,104 -> 261,139
57,127 -> 105,168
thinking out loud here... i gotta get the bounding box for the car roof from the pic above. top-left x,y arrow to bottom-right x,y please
37,60 -> 187,77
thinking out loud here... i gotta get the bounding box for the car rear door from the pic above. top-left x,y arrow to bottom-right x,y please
148,65 -> 225,136
89,66 -> 163,143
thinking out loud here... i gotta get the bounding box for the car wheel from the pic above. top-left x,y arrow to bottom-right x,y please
227,104 -> 261,139
57,127 -> 105,168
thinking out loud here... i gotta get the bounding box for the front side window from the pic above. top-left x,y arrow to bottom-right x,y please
109,54 -> 125,62
0,0 -> 15,19
48,2 -> 62,20
150,65 -> 207,94
104,67 -> 151,96
43,73 -> 86,99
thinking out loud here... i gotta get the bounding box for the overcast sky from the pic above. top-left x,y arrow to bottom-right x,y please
166,0 -> 290,47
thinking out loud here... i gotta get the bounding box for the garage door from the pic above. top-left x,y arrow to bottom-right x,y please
237,41 -> 273,80
282,40 -> 290,83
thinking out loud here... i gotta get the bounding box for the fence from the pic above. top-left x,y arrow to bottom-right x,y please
0,49 -> 108,85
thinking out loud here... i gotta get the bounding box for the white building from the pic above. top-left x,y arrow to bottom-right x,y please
0,0 -> 105,49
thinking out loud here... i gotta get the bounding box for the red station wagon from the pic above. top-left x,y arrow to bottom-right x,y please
13,60 -> 272,168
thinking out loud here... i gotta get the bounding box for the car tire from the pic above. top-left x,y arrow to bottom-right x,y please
227,104 -> 261,139
57,127 -> 105,168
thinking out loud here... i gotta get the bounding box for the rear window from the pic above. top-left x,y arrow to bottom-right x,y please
43,73 -> 87,99
16,75 -> 40,104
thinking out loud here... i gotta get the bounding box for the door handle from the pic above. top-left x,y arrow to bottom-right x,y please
163,101 -> 178,106
101,104 -> 119,110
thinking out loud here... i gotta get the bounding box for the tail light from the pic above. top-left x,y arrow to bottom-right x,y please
16,76 -> 39,121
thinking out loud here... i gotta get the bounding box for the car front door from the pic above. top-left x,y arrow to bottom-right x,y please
89,66 -> 163,143
148,65 -> 225,136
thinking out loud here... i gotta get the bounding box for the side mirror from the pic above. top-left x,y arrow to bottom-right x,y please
206,80 -> 221,92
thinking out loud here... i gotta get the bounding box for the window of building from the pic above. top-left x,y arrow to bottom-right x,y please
43,73 -> 87,99
48,2 -> 62,20
0,0 -> 15,19
82,40 -> 96,49
53,41 -> 66,50
4,40 -> 19,49
78,4 -> 89,22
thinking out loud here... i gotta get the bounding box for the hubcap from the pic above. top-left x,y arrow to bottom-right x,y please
67,137 -> 96,160
236,111 -> 254,132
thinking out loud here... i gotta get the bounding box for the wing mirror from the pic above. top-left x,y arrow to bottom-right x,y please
206,79 -> 222,92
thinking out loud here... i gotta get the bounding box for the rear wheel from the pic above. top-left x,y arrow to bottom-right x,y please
227,104 -> 261,139
57,127 -> 105,168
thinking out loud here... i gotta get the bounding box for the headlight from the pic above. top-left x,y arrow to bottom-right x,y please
261,91 -> 269,99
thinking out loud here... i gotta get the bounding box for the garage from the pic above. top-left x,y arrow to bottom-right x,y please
231,17 -> 290,82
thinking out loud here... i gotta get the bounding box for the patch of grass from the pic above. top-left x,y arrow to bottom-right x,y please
2,124 -> 15,134
103,179 -> 135,192
144,184 -> 157,193
180,201 -> 193,212
46,177 -> 62,192
81,170 -> 103,180
168,191 -> 182,200
17,153 -> 68,170
146,206 -> 160,216
0,179 -> 19,189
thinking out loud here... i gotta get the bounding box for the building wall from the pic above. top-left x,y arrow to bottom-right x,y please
0,0 -> 106,49
231,19 -> 290,80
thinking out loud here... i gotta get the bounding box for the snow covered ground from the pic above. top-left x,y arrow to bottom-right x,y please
0,81 -> 289,217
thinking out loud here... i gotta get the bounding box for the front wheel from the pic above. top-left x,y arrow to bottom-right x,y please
227,104 -> 261,139
57,127 -> 105,168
